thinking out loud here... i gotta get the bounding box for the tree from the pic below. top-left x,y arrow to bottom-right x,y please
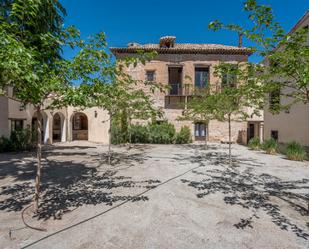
0,0 -> 81,212
208,0 -> 309,109
87,62 -> 164,164
180,87 -> 215,149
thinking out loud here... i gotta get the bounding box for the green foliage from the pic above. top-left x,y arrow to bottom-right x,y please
175,126 -> 192,144
0,128 -> 35,153
148,122 -> 176,144
129,125 -> 149,144
208,0 -> 309,107
112,122 -> 185,144
0,136 -> 13,152
284,141 -> 306,161
262,138 -> 278,155
111,123 -> 127,145
248,137 -> 261,150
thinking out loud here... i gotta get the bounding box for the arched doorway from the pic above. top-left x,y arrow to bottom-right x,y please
72,112 -> 88,140
32,111 -> 49,144
52,113 -> 63,143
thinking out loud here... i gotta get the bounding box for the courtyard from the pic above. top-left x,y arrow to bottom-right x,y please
0,142 -> 308,248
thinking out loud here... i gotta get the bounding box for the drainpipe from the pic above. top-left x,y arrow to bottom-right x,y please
238,33 -> 243,48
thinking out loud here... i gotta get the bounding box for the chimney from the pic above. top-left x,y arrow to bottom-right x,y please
238,33 -> 243,48
159,36 -> 176,48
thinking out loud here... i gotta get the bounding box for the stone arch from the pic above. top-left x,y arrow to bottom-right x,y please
52,112 -> 66,143
71,112 -> 88,141
32,110 -> 50,144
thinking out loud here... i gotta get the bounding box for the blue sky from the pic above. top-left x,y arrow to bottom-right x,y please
61,0 -> 308,62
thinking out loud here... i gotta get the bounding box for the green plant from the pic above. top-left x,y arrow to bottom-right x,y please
248,137 -> 261,150
149,122 -> 176,144
175,126 -> 192,144
0,136 -> 13,152
262,138 -> 278,155
0,128 -> 35,153
130,125 -> 149,144
284,141 -> 306,161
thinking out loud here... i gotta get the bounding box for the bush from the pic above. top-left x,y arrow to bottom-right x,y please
0,128 -> 35,153
262,138 -> 278,154
0,136 -> 13,152
284,141 -> 306,161
248,137 -> 261,150
130,125 -> 149,143
149,122 -> 176,144
111,124 -> 127,144
175,126 -> 192,144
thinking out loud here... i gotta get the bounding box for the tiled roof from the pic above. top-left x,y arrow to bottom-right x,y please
110,43 -> 252,55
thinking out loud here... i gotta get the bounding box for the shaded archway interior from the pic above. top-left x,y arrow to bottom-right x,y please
72,112 -> 88,141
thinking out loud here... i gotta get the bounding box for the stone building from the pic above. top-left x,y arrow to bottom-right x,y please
0,87 -> 110,144
111,36 -> 263,143
264,11 -> 309,148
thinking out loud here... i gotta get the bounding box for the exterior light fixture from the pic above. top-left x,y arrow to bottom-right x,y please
94,110 -> 98,118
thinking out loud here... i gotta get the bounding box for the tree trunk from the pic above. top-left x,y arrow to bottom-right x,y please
228,114 -> 232,167
204,126 -> 208,150
128,117 -> 132,147
107,113 -> 112,165
34,106 -> 42,212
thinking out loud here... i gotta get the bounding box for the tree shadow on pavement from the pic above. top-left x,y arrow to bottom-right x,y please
0,149 -> 159,220
181,153 -> 309,239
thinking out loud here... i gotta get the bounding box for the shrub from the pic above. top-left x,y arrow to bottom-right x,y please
111,124 -> 127,144
175,126 -> 192,144
248,137 -> 261,150
0,136 -> 13,152
130,125 -> 149,143
284,141 -> 306,161
149,122 -> 176,144
262,138 -> 278,155
0,128 -> 35,153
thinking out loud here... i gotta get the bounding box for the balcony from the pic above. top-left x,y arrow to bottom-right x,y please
165,84 -> 209,109
167,84 -> 194,96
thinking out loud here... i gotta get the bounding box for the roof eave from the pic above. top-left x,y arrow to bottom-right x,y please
110,47 -> 252,56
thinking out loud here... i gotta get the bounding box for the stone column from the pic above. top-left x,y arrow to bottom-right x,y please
259,122 -> 264,143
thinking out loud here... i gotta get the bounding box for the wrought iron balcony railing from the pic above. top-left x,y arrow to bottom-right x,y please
167,84 -> 211,96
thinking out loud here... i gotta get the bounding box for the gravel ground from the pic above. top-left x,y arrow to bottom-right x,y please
0,141 -> 308,249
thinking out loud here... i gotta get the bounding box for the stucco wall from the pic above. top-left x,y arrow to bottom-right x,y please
0,96 -> 9,137
0,94 -> 110,144
264,13 -> 309,147
264,103 -> 309,146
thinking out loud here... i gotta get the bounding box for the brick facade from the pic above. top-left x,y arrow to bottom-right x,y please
111,38 -> 263,143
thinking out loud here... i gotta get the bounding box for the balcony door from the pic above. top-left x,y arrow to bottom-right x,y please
168,67 -> 182,95
195,67 -> 209,88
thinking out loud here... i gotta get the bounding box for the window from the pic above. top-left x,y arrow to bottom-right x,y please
269,88 -> 280,110
222,65 -> 237,88
195,122 -> 207,137
271,130 -> 278,141
146,70 -> 155,82
11,119 -> 24,131
195,67 -> 209,88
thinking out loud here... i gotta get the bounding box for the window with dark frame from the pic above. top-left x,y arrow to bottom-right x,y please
146,70 -> 155,82
271,130 -> 278,141
221,65 -> 237,88
194,122 -> 207,137
11,119 -> 24,131
195,67 -> 209,88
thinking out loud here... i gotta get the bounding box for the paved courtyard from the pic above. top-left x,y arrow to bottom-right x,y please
0,142 -> 308,249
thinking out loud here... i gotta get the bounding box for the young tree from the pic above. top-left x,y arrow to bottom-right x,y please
0,0 -> 99,214
208,0 -> 309,108
0,0 -> 83,212
180,87 -> 215,149
214,62 -> 263,166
